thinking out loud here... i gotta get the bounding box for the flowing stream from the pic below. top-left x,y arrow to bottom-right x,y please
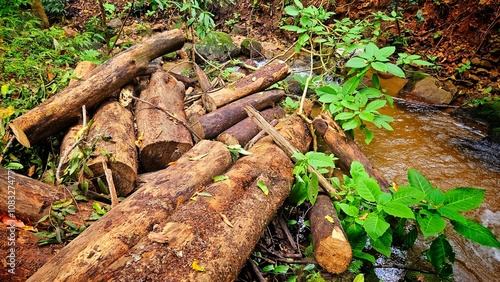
353,101 -> 500,281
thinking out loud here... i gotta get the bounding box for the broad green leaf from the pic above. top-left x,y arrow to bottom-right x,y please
426,234 -> 454,279
365,42 -> 378,58
363,128 -> 374,144
318,94 -> 337,103
308,173 -> 319,205
335,112 -> 356,120
437,206 -> 468,224
429,189 -> 445,207
371,230 -> 392,257
294,0 -> 303,9
444,187 -> 485,211
365,99 -> 386,112
52,199 -> 73,210
391,186 -> 425,205
350,161 -> 369,179
284,6 -> 300,16
213,175 -> 229,182
379,46 -> 396,57
358,87 -> 382,99
359,111 -> 374,122
371,73 -> 380,89
383,202 -> 415,219
342,76 -> 361,95
274,265 -> 289,274
417,210 -> 446,238
385,63 -> 406,78
289,181 -> 307,205
305,152 -> 335,169
262,265 -> 274,272
341,118 -> 360,131
412,59 -> 434,66
353,273 -> 365,282
371,61 -> 388,73
345,57 -> 368,69
353,250 -> 376,262
451,218 -> 500,248
364,213 -> 390,239
408,169 -> 434,197
339,203 -> 359,217
377,192 -> 392,205
355,177 -> 382,202
403,226 -> 418,248
257,181 -> 269,195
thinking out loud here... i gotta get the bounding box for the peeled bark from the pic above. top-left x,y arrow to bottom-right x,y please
92,114 -> 311,281
309,194 -> 352,274
190,90 -> 285,140
9,29 -> 185,148
216,106 -> 285,146
87,101 -> 138,196
26,140 -> 233,282
202,60 -> 289,112
135,71 -> 192,172
313,113 -> 390,190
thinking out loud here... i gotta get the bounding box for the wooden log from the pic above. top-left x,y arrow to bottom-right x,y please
26,140 -> 233,282
90,113 -> 311,281
313,113 -> 390,190
135,70 -> 193,172
309,194 -> 352,274
68,61 -> 97,87
191,90 -> 285,140
0,167 -> 63,223
86,101 -> 138,196
202,60 -> 289,112
9,29 -> 185,148
216,106 -> 285,146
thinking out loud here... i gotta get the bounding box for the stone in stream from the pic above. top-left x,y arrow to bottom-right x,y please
399,72 -> 454,105
196,31 -> 240,62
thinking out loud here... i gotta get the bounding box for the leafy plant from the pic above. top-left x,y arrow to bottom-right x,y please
282,96 -> 299,112
179,0 -> 216,39
455,60 -> 471,74
331,161 -> 500,279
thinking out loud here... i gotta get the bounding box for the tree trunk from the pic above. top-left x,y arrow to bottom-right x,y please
86,101 -> 138,196
216,106 -> 285,146
202,60 -> 289,112
26,140 -> 233,282
88,114 -> 311,281
313,113 -> 391,190
30,0 -> 50,28
9,29 -> 185,148
190,90 -> 285,140
135,70 -> 193,172
309,194 -> 352,274
0,167 -> 63,223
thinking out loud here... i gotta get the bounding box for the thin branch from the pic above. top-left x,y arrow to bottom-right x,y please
102,160 -> 119,208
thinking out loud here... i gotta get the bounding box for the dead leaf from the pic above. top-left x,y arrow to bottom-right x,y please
220,213 -> 234,228
392,181 -> 399,192
189,153 -> 208,161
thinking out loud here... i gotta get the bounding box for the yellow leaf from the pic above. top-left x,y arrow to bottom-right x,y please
192,260 -> 205,272
135,132 -> 144,148
28,165 -> 35,177
392,181 -> 399,192
325,215 -> 334,223
0,106 -> 15,119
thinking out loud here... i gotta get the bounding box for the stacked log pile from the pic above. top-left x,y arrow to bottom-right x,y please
1,28 -> 390,281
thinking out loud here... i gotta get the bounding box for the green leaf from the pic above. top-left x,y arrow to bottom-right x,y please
284,6 -> 300,16
289,180 -> 308,205
335,112 -> 356,120
52,199 -> 73,210
341,118 -> 360,131
371,61 -> 388,73
350,161 -> 369,179
365,42 -> 378,58
379,46 -> 396,57
304,152 -> 335,169
262,265 -> 274,272
416,210 -> 446,238
383,202 -> 415,219
281,25 -> 301,32
274,264 -> 289,274
352,250 -> 375,263
353,273 -> 365,282
342,76 -> 361,95
364,213 -> 390,239
339,203 -> 359,216
408,169 -> 434,197
385,63 -> 406,78
426,234 -> 454,279
412,59 -> 434,66
359,87 -> 383,99
213,175 -> 229,182
444,187 -> 485,211
451,218 -> 500,248
365,99 -> 386,112
437,206 -> 468,224
359,111 -> 374,122
294,0 -> 304,9
391,186 -> 425,205
355,177 -> 382,202
363,128 -> 374,144
345,57 -> 368,69
257,181 -> 269,195
429,189 -> 445,207
371,230 -> 392,257
308,173 -> 319,205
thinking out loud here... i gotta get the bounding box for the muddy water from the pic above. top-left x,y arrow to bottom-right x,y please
353,102 -> 500,281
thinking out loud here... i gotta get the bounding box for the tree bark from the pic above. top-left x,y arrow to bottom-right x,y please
0,167 -> 63,223
91,114 -> 311,281
9,29 -> 185,148
202,60 -> 289,112
216,106 -> 285,146
309,194 -> 352,274
190,90 -> 285,140
30,0 -> 50,28
135,70 -> 193,172
86,101 -> 138,196
26,140 -> 233,282
313,113 -> 390,190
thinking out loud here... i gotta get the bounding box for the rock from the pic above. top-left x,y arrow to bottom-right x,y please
480,59 -> 493,69
63,26 -> 77,38
490,70 -> 499,78
400,72 -> 453,105
467,73 -> 481,81
106,18 -> 122,29
231,24 -> 247,35
471,57 -> 481,66
240,38 -> 264,58
196,31 -> 240,62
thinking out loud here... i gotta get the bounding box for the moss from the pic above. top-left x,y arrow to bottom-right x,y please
240,38 -> 263,58
196,31 -> 239,62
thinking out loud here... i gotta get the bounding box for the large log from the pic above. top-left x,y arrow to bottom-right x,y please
9,29 -> 185,148
86,101 -> 138,196
216,106 -> 285,146
202,60 -> 290,112
313,113 -> 390,190
309,194 -> 352,274
0,168 -> 63,223
26,140 -> 233,282
190,90 -> 285,140
90,113 -> 312,281
135,70 -> 193,172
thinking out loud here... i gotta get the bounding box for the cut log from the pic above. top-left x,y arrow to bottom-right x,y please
313,113 -> 390,190
68,61 -> 97,87
88,113 -> 311,281
135,70 -> 193,172
309,194 -> 352,274
0,167 -> 63,223
26,140 -> 233,282
86,101 -> 138,196
191,90 -> 285,140
202,60 -> 289,112
216,106 -> 285,146
9,29 -> 185,148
